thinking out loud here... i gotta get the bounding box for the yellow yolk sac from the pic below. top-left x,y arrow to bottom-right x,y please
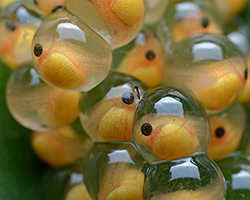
31,125 -> 93,167
207,103 -> 246,160
99,165 -> 144,200
0,0 -> 17,10
116,32 -> 164,88
199,73 -> 244,110
65,0 -> 145,49
65,184 -> 92,200
98,106 -> 135,142
32,11 -> 112,91
134,115 -> 200,161
238,57 -> 250,102
39,53 -> 86,90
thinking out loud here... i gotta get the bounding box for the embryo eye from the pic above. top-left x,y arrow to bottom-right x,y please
141,123 -> 152,136
34,44 -> 43,57
215,127 -> 225,138
122,92 -> 134,104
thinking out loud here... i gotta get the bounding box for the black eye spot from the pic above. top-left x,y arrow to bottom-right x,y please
215,127 -> 225,138
34,44 -> 43,57
245,68 -> 248,80
122,92 -> 134,104
52,5 -> 63,13
201,17 -> 209,28
141,123 -> 152,136
34,0 -> 37,5
5,21 -> 16,31
146,50 -> 155,61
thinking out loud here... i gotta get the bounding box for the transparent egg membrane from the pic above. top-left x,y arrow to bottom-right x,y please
132,87 -> 211,164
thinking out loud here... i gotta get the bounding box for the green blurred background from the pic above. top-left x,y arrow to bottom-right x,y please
0,62 -> 45,200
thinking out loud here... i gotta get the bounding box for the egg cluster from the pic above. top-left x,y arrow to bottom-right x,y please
1,0 -> 250,199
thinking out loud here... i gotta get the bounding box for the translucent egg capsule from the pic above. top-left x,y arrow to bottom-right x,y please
31,119 -> 93,167
133,87 -> 211,164
164,33 -> 247,111
32,10 -> 112,91
21,0 -> 65,17
0,2 -> 41,69
43,161 -> 92,200
144,154 -> 226,199
6,64 -> 80,131
162,0 -> 222,42
145,0 -> 168,25
79,71 -> 147,142
112,30 -> 164,88
208,102 -> 246,160
83,142 -> 146,200
65,0 -> 145,49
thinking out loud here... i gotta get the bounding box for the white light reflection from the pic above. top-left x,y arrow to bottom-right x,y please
192,42 -> 223,62
108,150 -> 135,165
170,158 -> 200,181
232,170 -> 250,190
29,68 -> 41,85
57,23 -> 87,43
175,2 -> 200,20
155,97 -> 184,118
69,172 -> 83,185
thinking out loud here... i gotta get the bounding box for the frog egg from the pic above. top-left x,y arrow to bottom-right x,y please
112,30 -> 165,88
65,0 -> 145,49
0,2 -> 41,69
208,102 -> 246,160
32,10 -> 112,91
164,33 -> 247,111
132,87 -> 211,164
163,0 -> 222,42
79,71 -> 148,142
31,120 -> 93,167
21,0 -> 65,17
83,142 -> 146,200
6,65 -> 80,131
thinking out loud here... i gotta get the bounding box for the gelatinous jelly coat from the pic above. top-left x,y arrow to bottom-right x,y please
32,10 -> 112,91
65,0 -> 145,49
0,2 -> 40,69
163,0 -> 222,42
207,102 -> 246,160
31,121 -> 93,167
133,87 -> 210,164
113,30 -> 164,88
83,142 -> 146,200
22,0 -> 65,16
164,33 -> 247,111
79,71 -> 147,142
6,65 -> 80,131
